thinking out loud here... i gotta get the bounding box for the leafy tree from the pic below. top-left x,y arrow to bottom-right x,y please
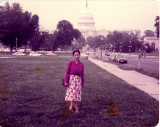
151,42 -> 155,51
72,35 -> 86,50
144,43 -> 153,53
40,32 -> 51,51
56,20 -> 81,50
94,35 -> 106,48
106,31 -> 142,52
30,30 -> 47,52
0,2 -> 39,52
40,31 -> 59,51
154,16 -> 159,38
73,29 -> 81,40
143,42 -> 156,53
129,33 -> 142,52
86,36 -> 95,49
21,12 -> 39,52
106,31 -> 124,52
120,33 -> 130,52
86,35 -> 106,50
0,2 -> 23,52
144,30 -> 155,37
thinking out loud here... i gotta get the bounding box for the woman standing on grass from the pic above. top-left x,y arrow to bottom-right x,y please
64,49 -> 84,113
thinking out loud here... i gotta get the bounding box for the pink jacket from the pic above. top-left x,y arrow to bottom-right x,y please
65,60 -> 84,88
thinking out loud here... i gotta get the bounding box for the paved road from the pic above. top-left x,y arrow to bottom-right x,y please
90,51 -> 159,75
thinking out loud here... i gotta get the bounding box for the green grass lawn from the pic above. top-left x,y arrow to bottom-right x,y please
101,58 -> 159,80
0,54 -> 159,127
118,65 -> 159,80
122,52 -> 159,56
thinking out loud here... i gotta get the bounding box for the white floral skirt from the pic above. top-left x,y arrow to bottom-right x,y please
65,75 -> 82,101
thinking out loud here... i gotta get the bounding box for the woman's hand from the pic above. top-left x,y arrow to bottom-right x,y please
64,83 -> 68,86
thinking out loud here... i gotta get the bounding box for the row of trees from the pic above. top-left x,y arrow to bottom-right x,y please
39,20 -> 82,51
86,28 -> 159,53
84,16 -> 159,53
0,2 -> 40,52
0,2 -> 82,52
86,32 -> 142,52
0,2 -> 159,53
154,16 -> 159,38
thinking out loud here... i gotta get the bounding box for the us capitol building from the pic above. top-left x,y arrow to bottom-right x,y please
77,1 -> 141,39
78,1 -> 97,39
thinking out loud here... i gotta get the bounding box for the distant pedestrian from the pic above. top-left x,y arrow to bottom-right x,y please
138,54 -> 141,60
138,54 -> 141,69
64,49 -> 84,113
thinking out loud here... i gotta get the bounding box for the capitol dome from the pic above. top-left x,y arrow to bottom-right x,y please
78,1 -> 96,38
78,10 -> 95,29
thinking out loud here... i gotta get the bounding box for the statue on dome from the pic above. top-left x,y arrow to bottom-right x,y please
86,0 -> 88,9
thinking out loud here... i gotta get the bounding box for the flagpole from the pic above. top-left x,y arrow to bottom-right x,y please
86,0 -> 88,9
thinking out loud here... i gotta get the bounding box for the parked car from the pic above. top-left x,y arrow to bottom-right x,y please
1,48 -> 10,52
105,50 -> 111,56
116,54 -> 127,64
109,54 -> 117,62
81,53 -> 88,59
12,52 -> 26,56
44,52 -> 58,56
29,52 -> 42,56
17,48 -> 25,52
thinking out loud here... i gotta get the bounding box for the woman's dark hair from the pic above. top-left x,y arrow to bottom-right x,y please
73,49 -> 80,56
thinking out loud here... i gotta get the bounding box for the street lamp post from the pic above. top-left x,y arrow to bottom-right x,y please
16,37 -> 18,52
138,54 -> 141,69
129,41 -> 132,54
110,44 -> 113,52
93,41 -> 96,58
77,43 -> 79,49
120,42 -> 122,53
100,37 -> 104,60
113,43 -> 115,53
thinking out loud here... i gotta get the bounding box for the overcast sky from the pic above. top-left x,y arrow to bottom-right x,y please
0,0 -> 159,35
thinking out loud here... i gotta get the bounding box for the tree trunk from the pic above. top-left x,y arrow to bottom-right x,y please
25,45 -> 27,53
10,46 -> 13,53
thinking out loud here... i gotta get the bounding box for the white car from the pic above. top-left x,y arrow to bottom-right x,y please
44,52 -> 58,56
12,52 -> 26,56
29,52 -> 42,56
2,48 -> 10,52
109,54 -> 117,62
116,55 -> 128,64
17,49 -> 25,52
81,53 -> 88,59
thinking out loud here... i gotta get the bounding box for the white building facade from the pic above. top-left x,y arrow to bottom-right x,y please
78,1 -> 141,41
78,1 -> 97,39
144,36 -> 159,51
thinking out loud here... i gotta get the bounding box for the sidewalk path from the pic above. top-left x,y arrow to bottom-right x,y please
88,57 -> 159,101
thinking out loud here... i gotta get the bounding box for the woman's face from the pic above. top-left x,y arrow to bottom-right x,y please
73,52 -> 80,61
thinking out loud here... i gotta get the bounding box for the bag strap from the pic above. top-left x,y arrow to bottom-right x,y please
64,61 -> 73,77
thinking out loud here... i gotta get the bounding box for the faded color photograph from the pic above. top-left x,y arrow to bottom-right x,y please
0,0 -> 159,126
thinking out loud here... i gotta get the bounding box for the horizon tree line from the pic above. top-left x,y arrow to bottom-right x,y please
0,2 -> 158,53
0,2 -> 82,52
